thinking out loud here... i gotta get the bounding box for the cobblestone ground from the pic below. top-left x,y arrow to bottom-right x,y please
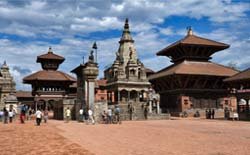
0,119 -> 93,155
53,119 -> 250,155
0,118 -> 250,155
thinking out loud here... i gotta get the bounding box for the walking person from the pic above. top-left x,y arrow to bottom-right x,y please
128,103 -> 134,120
208,109 -> 212,119
65,107 -> 71,123
114,105 -> 121,124
88,109 -> 95,124
211,109 -> 215,119
43,109 -> 49,123
205,109 -> 208,119
3,107 -> 8,124
144,104 -> 149,120
107,108 -> 112,124
101,110 -> 107,124
0,110 -> 3,122
8,109 -> 14,123
20,105 -> 26,123
20,109 -> 25,124
35,108 -> 42,126
28,109 -> 33,120
79,108 -> 84,122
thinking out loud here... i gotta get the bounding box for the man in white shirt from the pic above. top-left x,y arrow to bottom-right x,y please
107,108 -> 112,124
65,107 -> 71,123
35,109 -> 43,126
79,108 -> 84,122
8,109 -> 14,123
88,109 -> 95,124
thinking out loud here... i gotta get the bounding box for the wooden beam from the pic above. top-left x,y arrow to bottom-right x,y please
202,78 -> 208,89
177,75 -> 183,88
193,76 -> 201,89
184,75 -> 190,89
212,78 -> 220,89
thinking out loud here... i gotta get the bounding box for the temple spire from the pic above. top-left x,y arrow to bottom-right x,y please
1,60 -> 9,69
119,18 -> 134,43
124,18 -> 129,30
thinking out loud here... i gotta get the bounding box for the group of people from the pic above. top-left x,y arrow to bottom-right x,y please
34,108 -> 49,126
0,105 -> 49,126
76,107 -> 95,124
101,105 -> 121,124
0,107 -> 15,124
205,109 -> 215,119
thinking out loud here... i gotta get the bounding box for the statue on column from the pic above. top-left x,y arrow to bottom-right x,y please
89,50 -> 94,63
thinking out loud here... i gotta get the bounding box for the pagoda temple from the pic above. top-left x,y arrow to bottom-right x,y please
104,19 -> 151,120
23,47 -> 76,113
149,28 -> 238,117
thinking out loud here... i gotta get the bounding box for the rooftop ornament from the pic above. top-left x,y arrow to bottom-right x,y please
187,26 -> 193,35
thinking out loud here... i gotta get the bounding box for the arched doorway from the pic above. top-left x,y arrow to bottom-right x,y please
130,90 -> 138,102
120,89 -> 128,102
37,100 -> 46,110
48,100 -> 56,111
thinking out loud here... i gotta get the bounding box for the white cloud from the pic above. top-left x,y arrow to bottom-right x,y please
0,0 -> 249,91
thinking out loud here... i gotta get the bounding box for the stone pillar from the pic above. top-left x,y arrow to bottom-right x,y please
88,79 -> 95,110
157,100 -> 160,114
71,60 -> 99,121
117,91 -> 120,102
149,100 -> 152,113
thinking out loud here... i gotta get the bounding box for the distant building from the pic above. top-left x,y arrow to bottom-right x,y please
23,47 -> 76,119
149,28 -> 238,117
15,91 -> 34,106
224,68 -> 250,120
0,61 -> 16,110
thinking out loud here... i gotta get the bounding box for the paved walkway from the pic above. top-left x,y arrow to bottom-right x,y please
1,119 -> 250,155
53,119 -> 250,155
0,120 -> 92,155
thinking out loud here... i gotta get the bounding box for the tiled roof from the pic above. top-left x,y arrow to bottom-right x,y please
145,67 -> 155,74
149,60 -> 238,80
224,68 -> 250,82
70,82 -> 77,88
37,52 -> 65,63
95,79 -> 107,88
15,91 -> 33,98
23,70 -> 76,82
157,34 -> 229,56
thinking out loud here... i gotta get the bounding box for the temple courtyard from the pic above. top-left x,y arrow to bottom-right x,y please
0,119 -> 249,155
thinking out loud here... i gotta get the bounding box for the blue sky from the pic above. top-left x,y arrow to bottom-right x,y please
0,0 -> 249,90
